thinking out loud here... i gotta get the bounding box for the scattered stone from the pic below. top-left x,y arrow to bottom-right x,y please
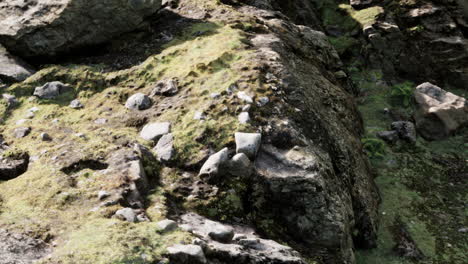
257,96 -> 270,107
98,190 -> 110,200
14,127 -> 31,138
235,132 -> 261,159
210,92 -> 221,99
350,0 -> 375,9
151,79 -> 178,96
69,99 -> 84,109
25,112 -> 35,119
229,153 -> 253,177
208,225 -> 234,243
154,133 -> 174,163
15,119 -> 28,125
199,147 -> 229,179
140,122 -> 171,141
125,93 -> 152,110
242,104 -> 251,112
237,91 -> 253,104
193,111 -> 206,120
0,44 -> 35,82
94,118 -> 108,124
238,112 -> 250,124
28,107 -> 40,113
157,219 -> 178,232
2,94 -> 18,107
33,81 -> 71,99
40,132 -> 52,141
413,82 -> 467,140
167,244 -> 207,264
115,208 -> 137,223
391,121 -> 416,143
377,130 -> 399,144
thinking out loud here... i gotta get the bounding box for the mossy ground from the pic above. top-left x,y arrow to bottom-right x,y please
354,70 -> 467,264
0,18 -> 259,263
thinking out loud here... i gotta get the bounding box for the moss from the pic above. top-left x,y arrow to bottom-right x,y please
328,36 -> 360,55
339,5 -> 384,27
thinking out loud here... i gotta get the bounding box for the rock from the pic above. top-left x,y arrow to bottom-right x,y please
208,225 -> 234,243
238,112 -> 250,124
115,208 -> 137,223
14,127 -> 31,138
2,94 -> 18,107
237,91 -> 253,104
210,92 -> 221,99
98,190 -> 110,200
193,111 -> 206,120
377,130 -> 399,144
391,121 -> 417,143
180,213 -> 307,264
94,118 -> 107,124
229,153 -> 253,177
157,219 -> 178,232
140,122 -> 171,141
242,104 -> 251,112
235,132 -> 261,159
0,152 -> 29,181
413,82 -> 467,140
0,0 -> 162,57
154,133 -> 174,163
166,244 -> 207,264
151,79 -> 178,96
0,44 -> 34,82
40,132 -> 52,141
33,81 -> 71,99
350,0 -> 376,9
0,229 -> 50,264
69,99 -> 84,109
392,218 -> 425,260
199,147 -> 229,180
125,93 -> 152,110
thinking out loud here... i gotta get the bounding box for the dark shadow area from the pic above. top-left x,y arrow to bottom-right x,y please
60,159 -> 109,175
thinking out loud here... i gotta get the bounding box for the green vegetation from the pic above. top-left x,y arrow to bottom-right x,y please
391,81 -> 414,107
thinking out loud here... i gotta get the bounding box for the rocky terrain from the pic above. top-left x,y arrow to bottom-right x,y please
0,0 -> 466,264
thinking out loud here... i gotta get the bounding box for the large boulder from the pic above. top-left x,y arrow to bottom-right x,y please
414,82 -> 467,140
0,0 -> 162,57
0,44 -> 34,82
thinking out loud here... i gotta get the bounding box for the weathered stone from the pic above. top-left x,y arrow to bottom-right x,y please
115,207 -> 137,223
391,121 -> 417,143
151,79 -> 178,96
2,94 -> 18,107
157,219 -> 178,232
208,225 -> 234,243
237,91 -> 253,104
238,112 -> 250,124
167,244 -> 207,264
193,111 -> 206,120
140,122 -> 171,141
0,229 -> 50,264
33,81 -> 71,99
257,96 -> 269,107
377,130 -> 399,144
125,93 -> 152,110
229,153 -> 253,177
97,190 -> 110,200
0,152 -> 29,181
235,132 -> 261,159
69,99 -> 84,109
154,133 -> 174,163
40,132 -> 52,141
0,44 -> 34,82
13,127 -> 31,138
94,118 -> 107,124
413,82 -> 467,140
350,0 -> 376,9
0,0 -> 162,57
199,148 -> 229,180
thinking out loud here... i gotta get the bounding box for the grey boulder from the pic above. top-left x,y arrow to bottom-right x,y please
14,127 -> 31,138
0,44 -> 34,82
391,121 -> 417,143
151,79 -> 178,96
414,82 -> 467,140
199,148 -> 229,180
69,99 -> 84,109
115,207 -> 137,223
140,122 -> 171,141
154,133 -> 174,162
125,93 -> 152,110
33,81 -> 71,99
235,132 -> 261,159
0,0 -> 162,57
229,153 -> 253,177
166,244 -> 207,264
157,219 -> 178,232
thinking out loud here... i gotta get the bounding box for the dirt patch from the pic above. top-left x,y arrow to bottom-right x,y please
0,229 -> 50,264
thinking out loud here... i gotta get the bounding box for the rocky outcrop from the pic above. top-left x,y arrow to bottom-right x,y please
0,0 -> 162,57
413,82 -> 467,140
0,229 -> 50,264
0,44 -> 34,83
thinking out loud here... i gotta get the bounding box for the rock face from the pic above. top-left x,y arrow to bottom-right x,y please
0,229 -> 50,264
0,44 -> 34,82
413,82 -> 467,140
0,0 -> 162,57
